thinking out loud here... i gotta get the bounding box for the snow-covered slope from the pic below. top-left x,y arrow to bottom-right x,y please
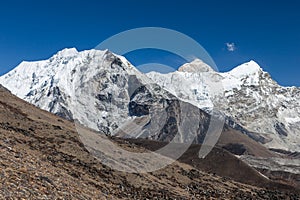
147,60 -> 300,152
0,48 -> 213,144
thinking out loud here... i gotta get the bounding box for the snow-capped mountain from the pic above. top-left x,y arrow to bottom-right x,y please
147,60 -> 300,152
0,48 -> 299,153
0,48 -> 213,144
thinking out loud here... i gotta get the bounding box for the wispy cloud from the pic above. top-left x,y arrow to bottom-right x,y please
226,42 -> 236,52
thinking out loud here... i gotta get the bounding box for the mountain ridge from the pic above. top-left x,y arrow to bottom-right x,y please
147,58 -> 300,152
0,48 -> 299,153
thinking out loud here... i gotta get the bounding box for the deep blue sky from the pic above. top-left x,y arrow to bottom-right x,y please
0,0 -> 299,86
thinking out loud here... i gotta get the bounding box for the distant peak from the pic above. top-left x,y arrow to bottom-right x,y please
178,59 -> 215,73
56,48 -> 78,57
228,60 -> 263,77
238,60 -> 262,70
246,60 -> 262,69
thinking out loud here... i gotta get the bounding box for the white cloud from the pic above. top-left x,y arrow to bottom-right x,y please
226,42 -> 236,52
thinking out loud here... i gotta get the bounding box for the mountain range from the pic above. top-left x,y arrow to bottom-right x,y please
0,48 -> 299,195
1,48 -> 299,153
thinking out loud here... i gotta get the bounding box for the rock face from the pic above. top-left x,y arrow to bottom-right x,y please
147,60 -> 300,152
0,48 -> 214,144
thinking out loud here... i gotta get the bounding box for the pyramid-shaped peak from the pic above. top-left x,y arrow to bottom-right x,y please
178,59 -> 215,73
228,60 -> 263,78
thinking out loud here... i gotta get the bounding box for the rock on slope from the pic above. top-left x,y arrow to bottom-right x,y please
0,85 -> 299,199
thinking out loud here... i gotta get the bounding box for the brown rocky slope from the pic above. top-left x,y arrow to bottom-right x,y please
0,85 -> 299,199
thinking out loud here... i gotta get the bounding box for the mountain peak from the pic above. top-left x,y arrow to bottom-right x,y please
228,60 -> 263,78
56,48 -> 79,57
178,59 -> 215,73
